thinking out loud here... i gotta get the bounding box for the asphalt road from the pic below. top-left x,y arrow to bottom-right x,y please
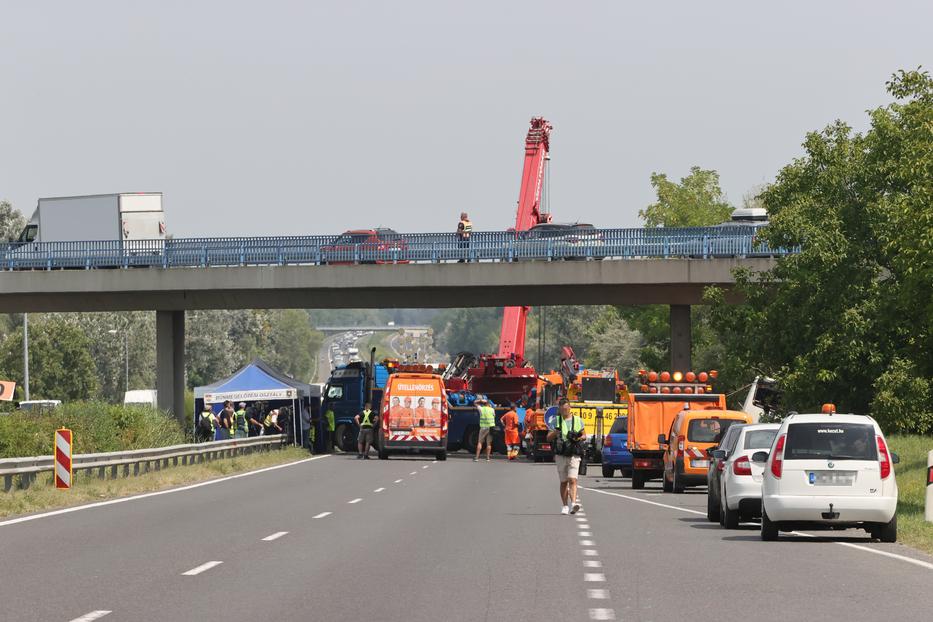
2,452 -> 932,622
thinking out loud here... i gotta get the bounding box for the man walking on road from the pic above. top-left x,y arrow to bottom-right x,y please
355,402 -> 378,459
474,397 -> 496,462
547,398 -> 586,515
501,402 -> 520,461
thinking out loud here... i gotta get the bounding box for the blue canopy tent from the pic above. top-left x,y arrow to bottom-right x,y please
194,358 -> 314,445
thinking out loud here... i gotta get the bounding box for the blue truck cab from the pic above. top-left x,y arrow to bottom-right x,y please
601,416 -> 632,477
323,361 -> 390,452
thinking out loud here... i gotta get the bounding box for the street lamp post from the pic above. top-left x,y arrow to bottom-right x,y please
23,313 -> 30,401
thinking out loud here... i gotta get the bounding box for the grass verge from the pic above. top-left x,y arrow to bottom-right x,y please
888,434 -> 933,556
0,446 -> 311,519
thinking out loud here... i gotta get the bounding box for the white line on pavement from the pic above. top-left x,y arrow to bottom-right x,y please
0,455 -> 331,529
589,608 -> 615,620
579,540 -> 595,546
313,512 -> 332,519
587,589 -> 609,599
583,573 -> 606,582
394,479 -> 403,483
69,612 -> 112,622
578,531 -> 593,537
575,517 -> 587,522
582,550 -> 599,556
182,561 -> 223,576
374,488 -> 385,493
584,560 -> 602,568
583,486 -> 933,571
422,465 -> 429,469
262,532 -> 288,541
348,498 -> 362,504
410,471 -> 417,475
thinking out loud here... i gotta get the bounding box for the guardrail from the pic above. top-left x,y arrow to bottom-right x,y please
0,435 -> 285,492
0,226 -> 796,270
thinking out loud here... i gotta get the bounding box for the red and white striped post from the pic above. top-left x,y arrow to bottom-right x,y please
55,428 -> 73,490
926,450 -> 932,523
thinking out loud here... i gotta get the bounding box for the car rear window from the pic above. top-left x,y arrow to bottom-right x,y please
743,429 -> 778,450
784,422 -> 877,461
687,418 -> 740,443
608,417 -> 627,434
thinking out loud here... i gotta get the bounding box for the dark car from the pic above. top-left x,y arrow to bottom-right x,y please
601,416 -> 632,477
320,228 -> 407,265
706,423 -> 746,521
514,223 -> 605,260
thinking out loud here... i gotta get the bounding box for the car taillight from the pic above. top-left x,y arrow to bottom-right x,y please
733,455 -> 752,476
716,460 -> 725,473
770,434 -> 785,478
877,435 -> 891,479
604,436 -> 613,447
677,435 -> 685,459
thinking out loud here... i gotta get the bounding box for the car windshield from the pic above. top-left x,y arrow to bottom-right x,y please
744,429 -> 778,450
326,385 -> 344,400
334,234 -> 371,245
608,417 -> 627,434
784,422 -> 877,460
687,418 -> 740,443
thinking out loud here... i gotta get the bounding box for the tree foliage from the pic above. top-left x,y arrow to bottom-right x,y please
707,69 -> 933,432
0,200 -> 26,242
638,166 -> 733,228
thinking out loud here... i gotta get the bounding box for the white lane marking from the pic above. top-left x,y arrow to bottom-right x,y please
589,609 -> 615,620
584,486 -> 933,571
584,560 -> 602,568
182,561 -> 223,576
582,549 -> 599,556
348,498 -> 362,504
374,487 -> 385,493
410,471 -> 417,475
422,465 -> 429,469
583,573 -> 606,582
587,589 -> 609,599
313,512 -> 331,519
575,517 -> 588,522
69,612 -> 112,622
579,540 -> 595,546
0,455 -> 331,528
578,531 -> 593,537
394,479 -> 403,483
262,531 -> 288,541
432,460 -> 438,463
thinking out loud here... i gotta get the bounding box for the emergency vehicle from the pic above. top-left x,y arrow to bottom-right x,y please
378,372 -> 448,461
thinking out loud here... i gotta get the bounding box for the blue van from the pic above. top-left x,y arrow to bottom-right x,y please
601,416 -> 632,477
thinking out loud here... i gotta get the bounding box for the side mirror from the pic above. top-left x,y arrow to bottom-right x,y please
891,452 -> 900,465
751,451 -> 769,463
657,434 -> 667,445
710,449 -> 726,460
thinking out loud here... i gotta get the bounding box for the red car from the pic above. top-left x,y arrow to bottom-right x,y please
321,228 -> 408,265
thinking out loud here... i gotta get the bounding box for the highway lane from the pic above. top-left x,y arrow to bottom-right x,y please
1,452 -> 932,622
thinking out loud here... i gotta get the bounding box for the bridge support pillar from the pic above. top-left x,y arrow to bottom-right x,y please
156,310 -> 186,427
670,304 -> 691,372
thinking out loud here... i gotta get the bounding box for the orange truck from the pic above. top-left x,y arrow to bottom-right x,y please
627,370 -> 726,489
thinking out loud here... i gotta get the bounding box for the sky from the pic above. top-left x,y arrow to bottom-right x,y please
1,1 -> 930,237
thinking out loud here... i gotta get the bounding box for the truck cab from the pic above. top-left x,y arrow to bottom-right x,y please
322,361 -> 389,452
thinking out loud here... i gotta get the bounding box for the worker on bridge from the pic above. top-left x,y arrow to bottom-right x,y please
457,212 -> 472,262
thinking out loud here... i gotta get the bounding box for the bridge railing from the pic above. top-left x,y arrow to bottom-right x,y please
0,227 -> 794,270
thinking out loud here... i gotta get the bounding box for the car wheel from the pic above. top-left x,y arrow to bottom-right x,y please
601,464 -> 614,478
723,498 -> 740,529
378,448 -> 388,460
718,486 -> 726,526
436,450 -> 447,461
872,515 -> 897,543
672,467 -> 684,494
662,471 -> 673,492
706,488 -> 719,522
760,506 -> 779,541
631,470 -> 645,489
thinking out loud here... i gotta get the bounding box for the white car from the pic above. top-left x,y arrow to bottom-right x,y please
715,423 -> 780,528
755,412 -> 899,542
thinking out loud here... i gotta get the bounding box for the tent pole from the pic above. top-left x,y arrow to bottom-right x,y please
293,398 -> 297,446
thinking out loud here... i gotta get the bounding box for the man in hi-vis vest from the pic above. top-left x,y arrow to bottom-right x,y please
354,402 -> 379,459
457,212 -> 472,262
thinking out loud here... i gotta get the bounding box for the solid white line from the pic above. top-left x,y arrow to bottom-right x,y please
394,479 -> 403,483
579,540 -> 595,546
584,486 -> 933,571
583,560 -> 602,568
262,531 -> 288,541
182,561 -> 223,576
583,573 -> 606,582
0,454 -> 331,528
348,498 -> 362,504
374,487 -> 385,493
313,512 -> 331,519
582,549 -> 599,556
69,612 -> 111,622
589,608 -> 615,620
587,589 -> 609,599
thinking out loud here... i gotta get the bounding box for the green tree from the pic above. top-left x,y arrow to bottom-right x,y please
264,309 -> 321,382
707,69 -> 933,432
0,200 -> 26,242
638,166 -> 733,228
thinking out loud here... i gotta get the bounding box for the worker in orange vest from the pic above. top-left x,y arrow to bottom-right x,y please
501,402 -> 521,460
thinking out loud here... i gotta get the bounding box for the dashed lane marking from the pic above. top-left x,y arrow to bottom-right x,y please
374,488 -> 385,493
579,540 -> 595,546
182,561 -> 223,576
578,531 -> 593,537
410,471 -> 417,475
582,550 -> 599,556
587,589 -> 609,599
422,465 -> 430,469
394,479 -> 403,483
348,498 -> 362,504
69,612 -> 112,622
584,560 -> 602,568
589,608 -> 616,620
262,531 -> 288,541
583,573 -> 606,582
313,512 -> 332,519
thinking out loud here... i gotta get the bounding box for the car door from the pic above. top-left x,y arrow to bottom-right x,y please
711,425 -> 742,496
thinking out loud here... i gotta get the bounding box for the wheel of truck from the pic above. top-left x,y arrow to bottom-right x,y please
662,471 -> 673,493
335,424 -> 355,453
601,464 -> 614,478
464,427 -> 479,454
631,470 -> 645,489
436,450 -> 447,461
378,448 -> 388,460
672,466 -> 685,493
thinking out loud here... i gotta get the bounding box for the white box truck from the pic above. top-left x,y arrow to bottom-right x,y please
15,192 -> 166,244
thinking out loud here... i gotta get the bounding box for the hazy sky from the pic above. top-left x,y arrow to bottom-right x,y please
1,1 -> 930,237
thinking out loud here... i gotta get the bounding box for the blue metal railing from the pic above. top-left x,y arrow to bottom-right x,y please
0,227 -> 795,271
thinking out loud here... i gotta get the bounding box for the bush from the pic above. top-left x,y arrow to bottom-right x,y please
0,401 -> 185,458
871,358 -> 933,435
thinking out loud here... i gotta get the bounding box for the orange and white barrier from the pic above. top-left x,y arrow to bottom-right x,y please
926,450 -> 932,523
55,428 -> 73,489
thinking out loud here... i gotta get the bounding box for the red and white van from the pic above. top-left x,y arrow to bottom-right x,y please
379,373 -> 448,461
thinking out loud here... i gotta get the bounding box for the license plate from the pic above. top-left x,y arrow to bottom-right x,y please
809,471 -> 856,486
691,459 -> 709,468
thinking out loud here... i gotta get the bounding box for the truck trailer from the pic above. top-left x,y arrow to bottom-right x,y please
15,192 -> 166,245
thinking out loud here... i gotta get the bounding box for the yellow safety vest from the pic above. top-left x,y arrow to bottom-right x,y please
459,219 -> 473,235
360,409 -> 374,428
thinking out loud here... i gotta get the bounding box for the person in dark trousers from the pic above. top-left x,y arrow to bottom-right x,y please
216,401 -> 234,440
354,402 -> 378,459
457,212 -> 472,262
